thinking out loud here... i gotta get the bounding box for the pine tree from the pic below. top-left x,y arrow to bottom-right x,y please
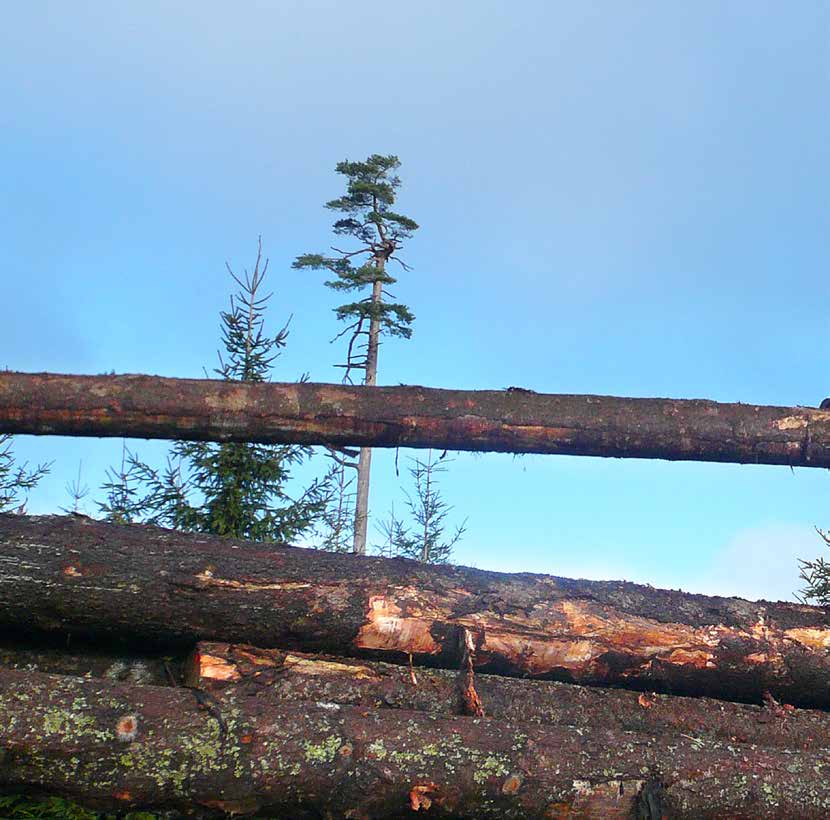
0,436 -> 50,513
99,239 -> 332,543
375,450 -> 466,565
798,529 -> 830,603
294,154 -> 418,554
316,459 -> 357,553
61,462 -> 90,515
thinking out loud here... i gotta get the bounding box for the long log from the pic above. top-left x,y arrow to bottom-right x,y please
5,515 -> 830,707
2,371 -> 830,466
4,635 -> 822,754
188,641 -> 830,750
3,667 -> 830,818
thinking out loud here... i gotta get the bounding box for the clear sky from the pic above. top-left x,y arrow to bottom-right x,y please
2,1 -> 828,601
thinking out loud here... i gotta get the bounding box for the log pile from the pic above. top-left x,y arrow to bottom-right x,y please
1,514 -> 830,817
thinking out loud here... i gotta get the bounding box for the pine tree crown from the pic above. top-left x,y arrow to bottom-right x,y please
293,153 -> 418,342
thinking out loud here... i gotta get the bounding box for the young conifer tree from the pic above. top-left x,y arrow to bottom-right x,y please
798,529 -> 830,604
376,450 -> 466,564
294,154 -> 418,555
0,436 -> 49,513
316,458 -> 357,553
99,239 -> 331,542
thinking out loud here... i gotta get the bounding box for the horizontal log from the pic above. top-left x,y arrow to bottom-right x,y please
5,634 -> 820,755
0,634 -> 178,685
2,371 -> 830,466
3,667 -> 830,818
5,515 -> 830,707
189,642 -> 830,750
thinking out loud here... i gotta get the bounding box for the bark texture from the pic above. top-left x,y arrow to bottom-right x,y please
187,642 -> 830,750
4,515 -> 830,707
4,667 -> 830,818
2,371 -> 830,466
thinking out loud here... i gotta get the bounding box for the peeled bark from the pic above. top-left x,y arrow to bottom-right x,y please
4,514 -> 830,707
2,371 -> 830,466
4,667 -> 830,818
187,642 -> 830,750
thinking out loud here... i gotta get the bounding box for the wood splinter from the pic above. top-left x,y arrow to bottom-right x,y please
458,628 -> 485,717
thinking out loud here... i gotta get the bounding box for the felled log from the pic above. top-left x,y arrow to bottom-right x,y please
2,667 -> 830,818
0,635 -> 177,685
188,642 -> 830,749
4,515 -> 830,707
2,371 -> 830,466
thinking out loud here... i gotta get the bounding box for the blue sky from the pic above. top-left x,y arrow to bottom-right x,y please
2,1 -> 828,601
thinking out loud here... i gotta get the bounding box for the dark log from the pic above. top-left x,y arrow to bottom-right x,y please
3,667 -> 830,818
2,371 -> 830,466
188,642 -> 830,750
5,515 -> 830,708
0,634 -> 178,685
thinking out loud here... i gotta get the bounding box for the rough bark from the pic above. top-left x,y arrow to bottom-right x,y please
4,667 -> 830,818
5,515 -> 830,708
2,371 -> 830,467
187,642 -> 830,750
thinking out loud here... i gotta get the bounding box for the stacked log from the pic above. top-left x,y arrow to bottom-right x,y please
3,514 -> 830,706
6,665 -> 830,818
0,514 -> 830,816
2,371 -> 830,466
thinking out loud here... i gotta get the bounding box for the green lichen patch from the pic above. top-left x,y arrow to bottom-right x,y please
41,706 -> 111,744
472,754 -> 511,785
304,735 -> 343,764
366,739 -> 387,760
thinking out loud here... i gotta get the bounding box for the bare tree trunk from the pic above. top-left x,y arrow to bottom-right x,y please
3,371 -> 829,467
352,446 -> 373,555
4,666 -> 830,818
352,274 -> 383,555
5,515 -> 830,707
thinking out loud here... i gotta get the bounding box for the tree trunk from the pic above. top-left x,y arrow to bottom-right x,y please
352,444 -> 372,555
3,371 -> 830,467
4,514 -> 830,707
187,641 -> 830,750
4,667 -> 830,818
352,274 -> 384,556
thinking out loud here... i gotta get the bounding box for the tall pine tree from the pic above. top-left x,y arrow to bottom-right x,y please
294,154 -> 418,554
100,239 -> 331,542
